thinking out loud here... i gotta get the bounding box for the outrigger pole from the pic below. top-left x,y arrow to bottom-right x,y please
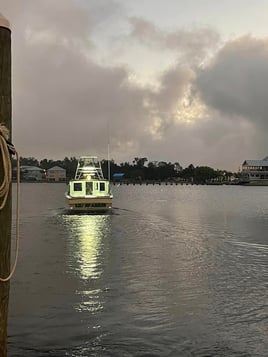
0,13 -> 12,357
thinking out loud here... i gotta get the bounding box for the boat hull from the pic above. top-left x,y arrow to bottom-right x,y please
66,195 -> 112,212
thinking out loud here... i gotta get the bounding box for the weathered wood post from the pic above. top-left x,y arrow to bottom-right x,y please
0,13 -> 12,357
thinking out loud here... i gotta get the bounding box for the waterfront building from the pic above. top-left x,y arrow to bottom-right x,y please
240,157 -> 268,185
19,165 -> 46,181
47,166 -> 66,182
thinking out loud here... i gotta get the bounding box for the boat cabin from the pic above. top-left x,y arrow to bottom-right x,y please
69,179 -> 110,198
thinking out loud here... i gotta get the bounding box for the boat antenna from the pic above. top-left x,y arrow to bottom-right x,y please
107,122 -> 110,182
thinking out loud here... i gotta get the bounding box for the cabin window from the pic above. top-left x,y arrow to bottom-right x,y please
100,182 -> 105,191
74,183 -> 82,191
95,183 -> 99,190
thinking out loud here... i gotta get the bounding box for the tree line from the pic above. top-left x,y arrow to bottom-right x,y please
14,156 -> 237,184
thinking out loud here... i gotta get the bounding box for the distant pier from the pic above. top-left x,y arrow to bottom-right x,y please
111,180 -> 237,186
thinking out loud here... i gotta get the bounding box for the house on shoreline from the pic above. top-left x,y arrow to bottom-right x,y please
240,156 -> 268,185
47,166 -> 66,182
13,165 -> 66,182
19,165 -> 46,181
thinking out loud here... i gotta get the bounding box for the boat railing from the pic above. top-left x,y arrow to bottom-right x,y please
75,170 -> 104,180
74,156 -> 109,180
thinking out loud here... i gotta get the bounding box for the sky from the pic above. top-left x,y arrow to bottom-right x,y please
1,0 -> 268,170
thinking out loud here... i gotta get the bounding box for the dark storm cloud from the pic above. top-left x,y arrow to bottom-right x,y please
195,36 -> 268,127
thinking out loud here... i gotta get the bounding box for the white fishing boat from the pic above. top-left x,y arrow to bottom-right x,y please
65,156 -> 113,212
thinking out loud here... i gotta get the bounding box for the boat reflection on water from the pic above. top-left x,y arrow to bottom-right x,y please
62,213 -> 112,315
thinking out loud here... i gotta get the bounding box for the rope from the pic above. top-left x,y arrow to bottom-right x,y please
0,124 -> 20,282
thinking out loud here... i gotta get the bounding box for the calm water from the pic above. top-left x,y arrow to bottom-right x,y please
8,183 -> 268,356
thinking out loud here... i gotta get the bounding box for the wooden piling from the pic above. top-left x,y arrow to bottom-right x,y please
0,14 -> 12,357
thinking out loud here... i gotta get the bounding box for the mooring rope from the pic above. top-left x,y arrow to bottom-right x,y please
0,124 -> 20,282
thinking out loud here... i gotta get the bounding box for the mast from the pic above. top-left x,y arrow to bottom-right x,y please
108,142 -> 110,182
107,121 -> 110,182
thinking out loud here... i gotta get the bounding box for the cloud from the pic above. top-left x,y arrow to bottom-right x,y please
192,35 -> 268,164
128,17 -> 220,64
0,0 -> 153,159
1,1 -> 266,170
14,40 -> 152,158
4,1 -> 200,163
195,36 -> 268,127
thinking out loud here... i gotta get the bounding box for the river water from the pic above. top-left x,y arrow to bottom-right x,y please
8,183 -> 268,356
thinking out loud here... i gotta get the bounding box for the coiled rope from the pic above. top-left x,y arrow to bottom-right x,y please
0,124 -> 20,282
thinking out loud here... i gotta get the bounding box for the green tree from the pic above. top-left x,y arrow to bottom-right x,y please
194,166 -> 219,183
133,157 -> 148,168
20,157 -> 39,167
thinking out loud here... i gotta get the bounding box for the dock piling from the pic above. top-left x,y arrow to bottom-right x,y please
0,14 -> 12,357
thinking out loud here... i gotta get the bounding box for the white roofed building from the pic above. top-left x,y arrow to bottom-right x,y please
19,166 -> 46,181
240,157 -> 268,185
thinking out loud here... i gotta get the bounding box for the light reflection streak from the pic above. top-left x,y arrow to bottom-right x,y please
63,214 -> 110,280
62,214 -> 111,314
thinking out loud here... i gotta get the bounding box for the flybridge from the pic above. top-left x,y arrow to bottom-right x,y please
74,156 -> 104,180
